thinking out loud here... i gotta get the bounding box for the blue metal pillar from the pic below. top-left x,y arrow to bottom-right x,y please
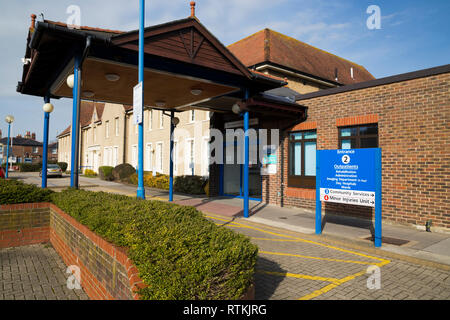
374,148 -> 382,247
136,0 -> 146,199
243,90 -> 250,218
315,150 -> 322,234
70,55 -> 81,188
5,123 -> 11,179
169,111 -> 175,202
41,96 -> 50,188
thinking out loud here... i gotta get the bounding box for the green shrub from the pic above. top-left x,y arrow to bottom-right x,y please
50,189 -> 257,300
57,162 -> 68,172
0,179 -> 54,204
128,173 -> 206,194
19,163 -> 42,172
174,175 -> 206,195
98,166 -> 114,181
112,163 -> 136,181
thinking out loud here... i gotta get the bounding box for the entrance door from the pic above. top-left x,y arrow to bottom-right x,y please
93,150 -> 99,173
222,137 -> 262,200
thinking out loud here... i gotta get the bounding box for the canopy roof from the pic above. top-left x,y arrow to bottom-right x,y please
18,17 -> 291,113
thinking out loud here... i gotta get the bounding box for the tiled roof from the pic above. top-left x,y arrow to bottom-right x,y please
0,137 -> 42,147
57,101 -> 97,137
228,29 -> 375,85
44,20 -> 124,36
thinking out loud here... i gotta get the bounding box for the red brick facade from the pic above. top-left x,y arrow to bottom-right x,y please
262,70 -> 450,229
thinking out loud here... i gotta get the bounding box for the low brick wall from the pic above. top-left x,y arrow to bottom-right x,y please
0,203 -> 143,300
0,203 -> 50,248
0,202 -> 255,300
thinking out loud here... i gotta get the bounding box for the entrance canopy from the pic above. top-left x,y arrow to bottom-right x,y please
17,16 -> 294,113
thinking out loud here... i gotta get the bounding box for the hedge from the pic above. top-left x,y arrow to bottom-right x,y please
98,166 -> 114,181
51,189 -> 257,300
83,169 -> 97,177
0,179 -> 54,204
129,173 -> 206,195
19,163 -> 42,172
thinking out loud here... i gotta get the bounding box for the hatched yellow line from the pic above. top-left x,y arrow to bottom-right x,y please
206,214 -> 390,264
298,269 -> 367,300
256,270 -> 340,283
259,250 -> 376,265
207,212 -> 392,300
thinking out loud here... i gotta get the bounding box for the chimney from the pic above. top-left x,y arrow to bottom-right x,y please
30,14 -> 36,29
190,1 -> 196,17
31,132 -> 36,140
25,131 -> 31,139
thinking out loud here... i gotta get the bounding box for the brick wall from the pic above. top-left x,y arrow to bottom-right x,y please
264,71 -> 450,229
0,203 -> 144,300
0,203 -> 50,248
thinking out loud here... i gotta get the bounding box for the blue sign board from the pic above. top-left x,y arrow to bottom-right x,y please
316,148 -> 382,247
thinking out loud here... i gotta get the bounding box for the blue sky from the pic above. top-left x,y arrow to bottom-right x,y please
0,0 -> 449,141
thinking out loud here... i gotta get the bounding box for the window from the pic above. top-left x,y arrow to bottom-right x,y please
52,148 -> 57,155
148,110 -> 153,130
113,147 -> 119,167
105,121 -> 110,138
288,131 -> 316,188
190,110 -> 195,123
156,142 -> 163,173
339,124 -> 378,149
202,137 -> 210,176
159,111 -> 164,129
115,117 -> 119,136
32,147 -> 39,154
173,141 -> 178,174
185,139 -> 195,175
146,143 -> 153,172
131,145 -> 137,168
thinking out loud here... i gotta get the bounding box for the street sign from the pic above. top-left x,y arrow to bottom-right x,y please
319,148 -> 377,207
133,82 -> 143,125
316,148 -> 382,247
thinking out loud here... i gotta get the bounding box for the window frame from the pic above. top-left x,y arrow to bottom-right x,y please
338,124 -> 378,149
287,130 -> 317,189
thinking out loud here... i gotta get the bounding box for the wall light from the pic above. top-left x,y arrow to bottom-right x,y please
232,103 -> 241,114
171,117 -> 180,126
43,103 -> 54,113
66,74 -> 74,88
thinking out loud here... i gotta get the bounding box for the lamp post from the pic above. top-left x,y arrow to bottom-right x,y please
41,97 -> 54,188
4,115 -> 14,179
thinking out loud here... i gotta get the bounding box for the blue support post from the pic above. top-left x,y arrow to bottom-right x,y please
169,111 -> 174,202
41,96 -> 50,188
315,150 -> 322,234
243,90 -> 250,218
136,0 -> 146,199
374,148 -> 382,247
5,123 -> 11,179
70,55 -> 81,188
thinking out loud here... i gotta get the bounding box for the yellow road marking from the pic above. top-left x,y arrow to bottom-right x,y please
256,270 -> 340,283
259,250 -> 377,265
206,214 -> 390,264
206,212 -> 392,300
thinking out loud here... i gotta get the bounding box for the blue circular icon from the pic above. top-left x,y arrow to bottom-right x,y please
325,189 -> 329,194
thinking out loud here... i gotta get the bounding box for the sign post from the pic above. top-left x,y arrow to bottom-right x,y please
316,148 -> 382,247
